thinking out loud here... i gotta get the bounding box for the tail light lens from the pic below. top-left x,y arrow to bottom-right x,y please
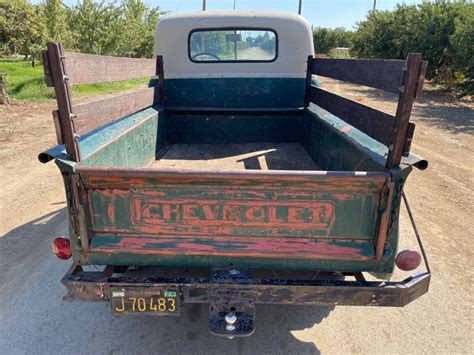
52,237 -> 72,260
395,250 -> 421,271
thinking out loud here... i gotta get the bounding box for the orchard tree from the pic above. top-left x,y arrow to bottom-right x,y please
68,0 -> 122,55
44,0 -> 71,45
350,2 -> 474,93
116,0 -> 162,58
0,0 -> 47,65
450,4 -> 474,94
313,27 -> 354,54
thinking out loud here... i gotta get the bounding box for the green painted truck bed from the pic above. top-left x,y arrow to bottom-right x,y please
45,105 -> 412,274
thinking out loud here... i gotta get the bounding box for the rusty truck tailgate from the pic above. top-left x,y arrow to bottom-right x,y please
76,167 -> 392,270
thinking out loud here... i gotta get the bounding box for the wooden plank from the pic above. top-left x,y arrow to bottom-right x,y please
402,122 -> 416,156
64,52 -> 155,85
46,43 -> 80,162
154,55 -> 165,105
386,53 -> 424,168
312,58 -> 406,94
41,50 -> 53,87
51,110 -> 63,145
415,61 -> 428,98
304,55 -> 313,108
311,86 -> 394,146
72,87 -> 154,135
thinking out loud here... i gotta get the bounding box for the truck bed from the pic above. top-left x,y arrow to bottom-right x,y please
149,143 -> 319,170
69,107 -> 398,272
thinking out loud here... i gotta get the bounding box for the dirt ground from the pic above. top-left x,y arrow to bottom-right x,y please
0,82 -> 473,354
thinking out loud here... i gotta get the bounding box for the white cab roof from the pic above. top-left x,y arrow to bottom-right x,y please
154,10 -> 314,79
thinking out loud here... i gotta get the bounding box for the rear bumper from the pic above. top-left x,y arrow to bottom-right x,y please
62,265 -> 429,336
62,264 -> 430,307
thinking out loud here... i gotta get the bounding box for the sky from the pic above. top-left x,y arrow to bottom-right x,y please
154,0 -> 424,29
35,0 -> 425,29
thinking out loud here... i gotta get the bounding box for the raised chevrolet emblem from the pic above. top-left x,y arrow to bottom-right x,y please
131,198 -> 335,230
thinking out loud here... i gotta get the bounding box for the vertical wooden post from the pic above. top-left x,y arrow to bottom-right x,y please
304,55 -> 313,108
45,42 -> 80,162
386,53 -> 423,169
155,55 -> 165,105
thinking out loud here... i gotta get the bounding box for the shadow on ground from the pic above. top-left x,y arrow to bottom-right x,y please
323,79 -> 474,134
0,208 -> 67,284
0,209 -> 334,354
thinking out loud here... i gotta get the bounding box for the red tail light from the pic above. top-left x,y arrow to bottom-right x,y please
395,250 -> 421,271
52,237 -> 72,260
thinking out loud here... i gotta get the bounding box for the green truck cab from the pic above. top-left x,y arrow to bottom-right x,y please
40,10 -> 430,337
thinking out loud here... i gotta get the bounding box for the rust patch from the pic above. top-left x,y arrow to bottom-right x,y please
93,235 -> 371,260
107,203 -> 115,224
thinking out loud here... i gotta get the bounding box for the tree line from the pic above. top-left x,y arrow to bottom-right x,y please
314,2 -> 473,94
1,0 -> 162,64
1,0 -> 472,93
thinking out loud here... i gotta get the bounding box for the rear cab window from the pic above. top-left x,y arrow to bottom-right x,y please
189,28 -> 277,63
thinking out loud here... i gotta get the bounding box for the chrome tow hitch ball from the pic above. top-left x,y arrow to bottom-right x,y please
225,311 -> 237,332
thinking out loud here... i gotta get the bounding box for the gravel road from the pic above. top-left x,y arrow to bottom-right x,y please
1,84 -> 472,354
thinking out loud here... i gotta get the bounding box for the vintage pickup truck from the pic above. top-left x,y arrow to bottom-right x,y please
40,10 -> 430,337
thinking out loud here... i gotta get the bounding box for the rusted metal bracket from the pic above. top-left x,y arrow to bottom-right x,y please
375,180 -> 395,260
209,269 -> 256,337
71,174 -> 89,250
62,172 -> 80,237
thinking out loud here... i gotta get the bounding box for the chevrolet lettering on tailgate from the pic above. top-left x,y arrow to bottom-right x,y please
132,198 -> 335,229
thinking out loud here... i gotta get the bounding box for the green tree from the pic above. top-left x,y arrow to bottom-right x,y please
450,4 -> 474,94
44,0 -> 71,45
313,27 -> 354,54
116,0 -> 162,58
68,0 -> 122,55
0,0 -> 47,65
350,2 -> 473,94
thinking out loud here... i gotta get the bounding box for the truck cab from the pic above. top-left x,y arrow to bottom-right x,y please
41,10 -> 430,338
154,11 -> 313,109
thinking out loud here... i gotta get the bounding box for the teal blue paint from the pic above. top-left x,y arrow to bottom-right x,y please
87,252 -> 391,273
308,104 -> 423,170
304,108 -> 386,171
40,100 -> 420,273
39,106 -> 162,163
164,78 -> 306,109
167,112 -> 303,144
79,107 -> 160,165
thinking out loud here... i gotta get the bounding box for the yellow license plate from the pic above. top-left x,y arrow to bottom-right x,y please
110,287 -> 179,315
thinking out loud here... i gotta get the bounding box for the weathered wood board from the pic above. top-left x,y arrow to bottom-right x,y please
64,52 -> 155,85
